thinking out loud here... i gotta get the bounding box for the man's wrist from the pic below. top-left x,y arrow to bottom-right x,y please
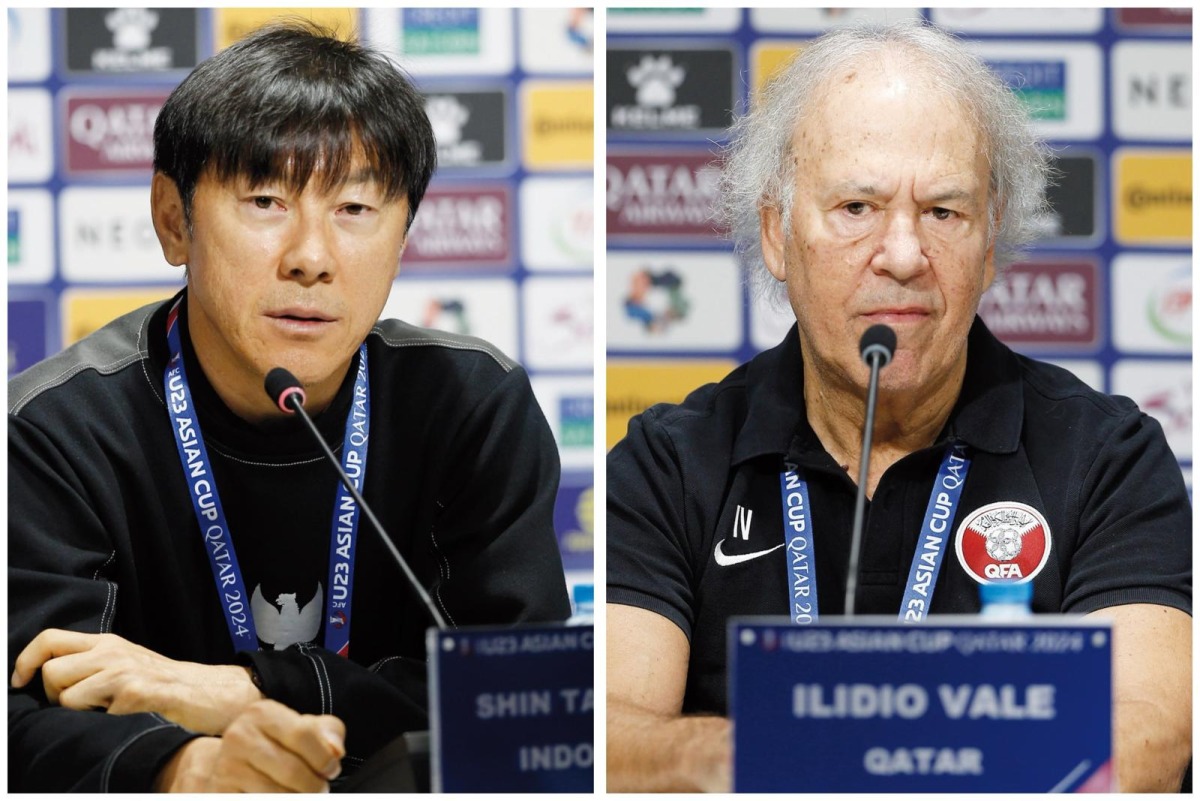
154,738 -> 218,792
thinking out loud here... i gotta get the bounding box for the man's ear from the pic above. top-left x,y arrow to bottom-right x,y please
150,172 -> 190,267
760,203 -> 789,283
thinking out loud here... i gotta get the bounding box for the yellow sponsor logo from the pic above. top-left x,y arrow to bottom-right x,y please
62,287 -> 180,347
751,42 -> 805,106
1113,149 -> 1192,245
522,81 -> 593,171
607,359 -> 736,449
215,8 -> 359,51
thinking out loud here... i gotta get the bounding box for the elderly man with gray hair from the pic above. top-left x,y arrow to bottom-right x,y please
607,21 -> 1190,792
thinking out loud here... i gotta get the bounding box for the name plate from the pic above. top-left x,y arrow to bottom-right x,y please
428,623 -> 594,792
729,617 -> 1112,792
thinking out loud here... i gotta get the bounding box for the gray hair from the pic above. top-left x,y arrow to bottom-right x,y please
719,20 -> 1054,304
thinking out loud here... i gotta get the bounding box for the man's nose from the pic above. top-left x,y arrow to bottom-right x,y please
280,214 -> 336,285
871,211 -> 929,281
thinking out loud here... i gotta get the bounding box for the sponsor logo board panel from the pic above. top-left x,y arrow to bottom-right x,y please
518,9 -> 593,74
1110,360 -> 1192,460
750,8 -> 921,33
405,184 -> 512,270
607,360 -> 737,449
1111,254 -> 1191,354
519,177 -> 592,271
63,89 -> 169,175
978,260 -> 1102,351
8,294 -> 55,377
522,81 -> 593,171
8,190 -> 55,284
64,8 -> 199,75
1111,41 -> 1191,142
607,8 -> 741,33
1113,149 -> 1192,246
607,46 -> 735,135
607,251 -> 743,352
530,375 -> 594,471
970,42 -> 1103,140
214,9 -> 358,51
59,187 -> 180,282
8,8 -> 52,82
9,88 -> 55,184
522,277 -> 593,371
607,149 -> 722,241
364,8 -> 513,75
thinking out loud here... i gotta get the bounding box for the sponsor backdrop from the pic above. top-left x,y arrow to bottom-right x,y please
606,7 -> 1192,496
8,7 -> 595,592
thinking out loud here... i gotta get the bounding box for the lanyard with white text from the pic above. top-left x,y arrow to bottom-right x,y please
779,441 -> 971,625
162,298 -> 370,656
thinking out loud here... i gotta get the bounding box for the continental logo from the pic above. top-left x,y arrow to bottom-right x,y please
61,288 -> 178,347
607,360 -> 735,449
215,9 -> 358,50
522,81 -> 593,170
750,42 -> 803,105
1113,149 -> 1192,245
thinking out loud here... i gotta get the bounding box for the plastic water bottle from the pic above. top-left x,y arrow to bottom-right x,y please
978,581 -> 1033,619
567,583 -> 594,625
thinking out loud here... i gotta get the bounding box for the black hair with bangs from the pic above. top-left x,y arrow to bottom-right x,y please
153,20 -> 436,229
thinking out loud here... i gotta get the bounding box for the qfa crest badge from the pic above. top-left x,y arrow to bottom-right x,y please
955,501 -> 1052,584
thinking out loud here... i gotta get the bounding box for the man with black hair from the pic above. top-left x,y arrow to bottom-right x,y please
9,22 -> 570,792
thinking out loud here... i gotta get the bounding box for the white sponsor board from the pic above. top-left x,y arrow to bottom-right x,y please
518,9 -> 593,74
968,41 -> 1103,140
751,8 -> 920,33
530,374 -> 594,471
59,187 -> 174,282
607,251 -> 742,352
9,89 -> 55,184
365,8 -> 513,75
520,177 -> 593,271
8,8 -> 52,82
1110,360 -> 1192,460
608,8 -> 742,33
931,8 -> 1103,33
1111,41 -> 1191,141
8,190 -> 55,284
522,277 -> 592,371
382,277 -> 519,363
1112,254 -> 1191,354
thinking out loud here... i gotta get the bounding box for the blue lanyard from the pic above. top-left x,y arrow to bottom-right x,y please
779,442 -> 971,625
162,299 -> 369,656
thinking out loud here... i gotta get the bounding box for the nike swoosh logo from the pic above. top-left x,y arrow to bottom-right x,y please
713,539 -> 785,567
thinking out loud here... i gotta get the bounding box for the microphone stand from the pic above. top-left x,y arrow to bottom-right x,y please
843,335 -> 892,616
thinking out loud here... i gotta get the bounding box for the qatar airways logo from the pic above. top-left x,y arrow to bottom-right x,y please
406,187 -> 510,267
977,261 -> 1098,348
65,92 -> 168,174
607,152 -> 722,239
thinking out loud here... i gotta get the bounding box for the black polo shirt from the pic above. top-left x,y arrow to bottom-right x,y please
607,318 -> 1191,716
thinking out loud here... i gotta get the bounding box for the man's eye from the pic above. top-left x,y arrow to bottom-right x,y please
930,207 -> 957,221
843,202 -> 869,216
343,204 -> 367,216
253,196 -> 275,210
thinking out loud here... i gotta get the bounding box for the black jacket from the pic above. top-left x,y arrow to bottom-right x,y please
9,293 -> 571,791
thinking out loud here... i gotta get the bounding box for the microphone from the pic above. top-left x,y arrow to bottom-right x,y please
264,367 -> 448,630
843,324 -> 896,616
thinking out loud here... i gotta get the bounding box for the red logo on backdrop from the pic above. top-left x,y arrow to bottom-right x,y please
606,150 -> 722,239
405,185 -> 510,270
977,260 -> 1099,349
65,91 -> 169,174
955,502 -> 1052,584
1116,8 -> 1191,29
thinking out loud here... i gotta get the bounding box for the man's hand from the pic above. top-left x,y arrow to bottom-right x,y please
155,700 -> 345,792
11,629 -> 264,735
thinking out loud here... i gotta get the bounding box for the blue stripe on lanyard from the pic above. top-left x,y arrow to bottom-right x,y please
162,298 -> 369,656
779,463 -> 818,624
779,442 -> 971,625
325,348 -> 370,657
898,442 -> 970,623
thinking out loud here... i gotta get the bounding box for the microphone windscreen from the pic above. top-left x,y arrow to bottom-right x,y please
264,367 -> 304,409
859,324 -> 897,366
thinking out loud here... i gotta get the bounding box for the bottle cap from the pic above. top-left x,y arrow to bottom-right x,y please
979,580 -> 1032,606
